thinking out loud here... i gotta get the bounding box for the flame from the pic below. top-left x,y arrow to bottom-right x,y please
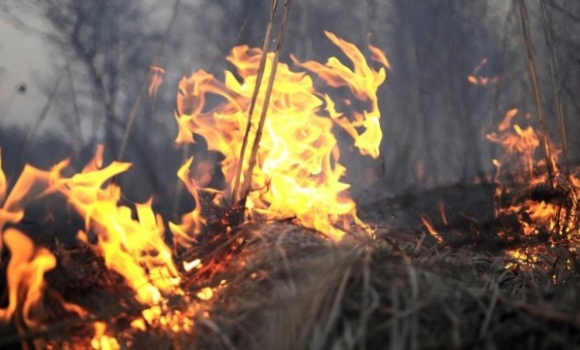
196,287 -> 213,301
0,31 -> 389,345
420,215 -> 444,244
0,228 -> 56,327
148,65 -> 165,99
438,201 -> 448,226
91,322 -> 120,350
0,160 -> 55,248
486,109 -> 540,181
467,58 -> 499,86
173,31 -> 388,240
48,149 -> 180,305
487,109 -> 580,268
169,157 -> 205,247
0,149 -> 6,204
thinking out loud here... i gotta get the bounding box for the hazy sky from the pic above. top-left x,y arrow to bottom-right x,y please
0,18 -> 57,131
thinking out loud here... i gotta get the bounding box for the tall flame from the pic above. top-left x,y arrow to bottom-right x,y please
173,31 -> 388,240
0,228 -> 56,328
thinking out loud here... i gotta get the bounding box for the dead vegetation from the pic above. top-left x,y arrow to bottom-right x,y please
2,204 -> 578,349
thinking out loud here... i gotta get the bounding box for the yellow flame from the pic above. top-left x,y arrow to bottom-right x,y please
196,287 -> 213,301
0,228 -> 56,327
49,150 -> 180,305
173,31 -> 388,240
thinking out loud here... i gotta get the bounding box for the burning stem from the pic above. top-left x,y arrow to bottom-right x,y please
235,0 -> 293,209
516,0 -> 555,180
232,0 -> 280,205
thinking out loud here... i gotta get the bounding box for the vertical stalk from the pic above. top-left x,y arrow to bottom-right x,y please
237,0 -> 293,208
540,0 -> 568,175
517,0 -> 554,179
232,0 -> 279,205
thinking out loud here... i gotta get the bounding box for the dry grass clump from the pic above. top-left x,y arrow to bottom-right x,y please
188,222 -> 580,350
3,217 -> 580,349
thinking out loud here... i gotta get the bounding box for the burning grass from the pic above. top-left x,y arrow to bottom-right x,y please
1,22 -> 580,349
3,218 -> 580,349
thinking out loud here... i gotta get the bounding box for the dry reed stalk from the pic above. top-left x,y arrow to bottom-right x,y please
237,0 -> 293,208
516,0 -> 555,179
232,0 -> 280,205
540,0 -> 569,175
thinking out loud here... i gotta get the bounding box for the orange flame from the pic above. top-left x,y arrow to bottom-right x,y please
0,154 -> 56,252
467,58 -> 499,86
420,215 -> 444,244
173,31 -> 388,240
0,228 -> 56,328
486,109 -> 539,177
487,109 -> 580,268
0,149 -> 6,204
169,157 -> 205,247
148,65 -> 165,99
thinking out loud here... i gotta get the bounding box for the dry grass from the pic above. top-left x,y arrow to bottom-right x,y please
3,193 -> 580,349
185,221 -> 580,350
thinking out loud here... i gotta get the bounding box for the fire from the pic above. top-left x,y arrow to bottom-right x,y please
0,228 -> 57,328
0,31 -> 389,347
420,215 -> 444,244
467,58 -> 499,86
48,146 -> 181,305
487,109 -> 580,268
148,65 -> 165,99
173,31 -> 388,240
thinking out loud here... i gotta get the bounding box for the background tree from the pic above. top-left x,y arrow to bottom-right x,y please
1,0 -> 579,207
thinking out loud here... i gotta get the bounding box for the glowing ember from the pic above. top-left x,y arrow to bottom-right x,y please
173,31 -> 388,240
184,258 -> 202,272
196,287 -> 213,301
91,322 -> 120,350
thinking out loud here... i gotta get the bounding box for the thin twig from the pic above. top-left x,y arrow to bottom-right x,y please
320,265 -> 352,346
540,0 -> 569,175
237,0 -> 293,208
479,283 -> 499,338
117,0 -> 182,162
199,318 -> 238,350
232,0 -> 279,205
517,0 -> 554,179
